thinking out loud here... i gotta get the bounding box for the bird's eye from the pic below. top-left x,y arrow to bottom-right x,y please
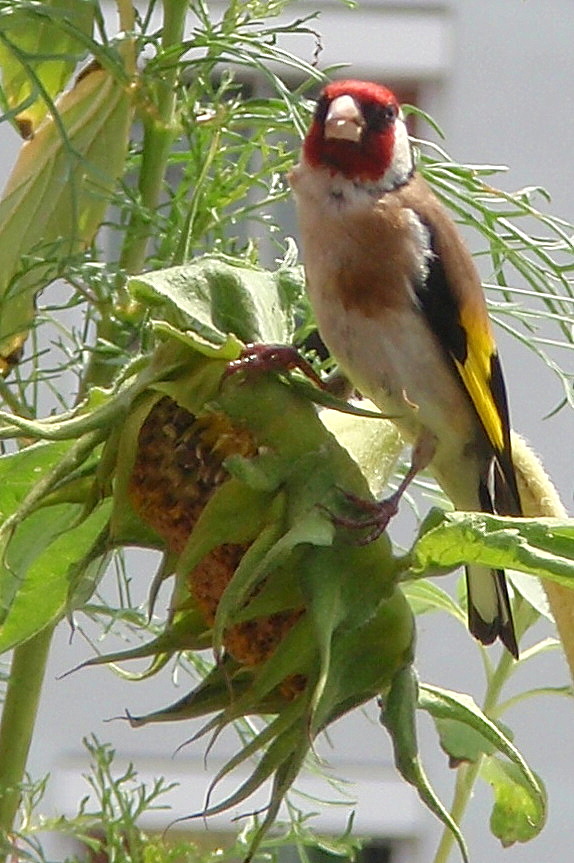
364,102 -> 398,131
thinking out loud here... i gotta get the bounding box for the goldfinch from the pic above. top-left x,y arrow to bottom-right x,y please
289,79 -> 521,657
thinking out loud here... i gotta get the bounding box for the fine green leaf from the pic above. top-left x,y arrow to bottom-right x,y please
401,579 -> 467,624
480,756 -> 547,847
0,0 -> 94,137
129,257 -> 305,348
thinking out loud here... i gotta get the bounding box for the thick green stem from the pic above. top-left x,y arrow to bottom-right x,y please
119,0 -> 188,275
84,1 -> 188,390
0,626 -> 54,851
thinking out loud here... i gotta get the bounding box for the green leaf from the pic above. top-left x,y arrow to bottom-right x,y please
515,637 -> 561,663
0,62 -> 132,369
418,683 -> 546,831
380,666 -> 470,863
480,756 -> 547,846
129,257 -> 305,348
0,440 -> 72,523
0,503 -> 80,627
497,682 -> 573,715
0,440 -> 75,616
409,509 -> 574,587
0,500 -> 111,652
0,0 -> 94,137
433,716 -> 497,766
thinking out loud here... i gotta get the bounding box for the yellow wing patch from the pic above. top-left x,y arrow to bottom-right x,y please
455,308 -> 505,453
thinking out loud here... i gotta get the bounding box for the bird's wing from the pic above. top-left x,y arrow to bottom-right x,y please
403,179 -> 521,516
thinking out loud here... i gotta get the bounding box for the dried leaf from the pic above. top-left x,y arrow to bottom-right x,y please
0,62 -> 132,371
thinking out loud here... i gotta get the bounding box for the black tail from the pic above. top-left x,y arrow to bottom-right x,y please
466,564 -> 519,658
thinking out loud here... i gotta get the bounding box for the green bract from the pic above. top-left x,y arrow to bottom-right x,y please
98,307 -> 416,859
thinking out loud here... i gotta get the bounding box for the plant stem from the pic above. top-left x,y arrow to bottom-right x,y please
116,0 -> 136,56
431,643 -> 514,863
0,626 -> 54,852
0,378 -> 32,419
432,762 -> 479,863
119,0 -> 188,275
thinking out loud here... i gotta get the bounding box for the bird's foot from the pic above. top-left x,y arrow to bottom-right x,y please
324,487 -> 402,545
222,342 -> 325,389
327,431 -> 437,543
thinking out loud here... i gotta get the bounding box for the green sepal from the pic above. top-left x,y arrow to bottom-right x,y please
127,658 -> 273,726
55,332 -> 417,858
152,322 -> 244,361
75,611 -> 213,676
105,389 -> 166,547
311,586 -> 414,734
198,701 -> 310,822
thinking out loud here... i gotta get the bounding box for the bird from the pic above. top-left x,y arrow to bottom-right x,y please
288,79 -> 521,658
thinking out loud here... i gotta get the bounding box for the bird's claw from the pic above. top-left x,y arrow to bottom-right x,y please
320,487 -> 400,545
222,342 -> 325,389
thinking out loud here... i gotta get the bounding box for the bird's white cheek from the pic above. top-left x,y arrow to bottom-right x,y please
382,116 -> 413,191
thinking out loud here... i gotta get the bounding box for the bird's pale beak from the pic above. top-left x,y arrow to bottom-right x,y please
324,94 -> 364,143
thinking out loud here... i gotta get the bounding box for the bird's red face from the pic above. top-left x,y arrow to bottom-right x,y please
303,80 -> 405,183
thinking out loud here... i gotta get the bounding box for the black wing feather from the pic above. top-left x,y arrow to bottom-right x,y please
415,228 -> 522,517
